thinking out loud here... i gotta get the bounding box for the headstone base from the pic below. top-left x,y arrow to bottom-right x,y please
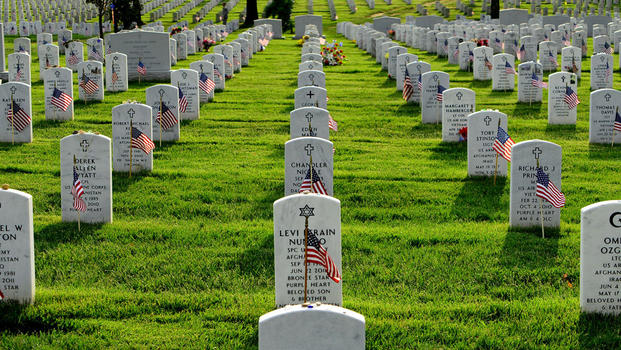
128,70 -> 172,82
259,304 -> 365,350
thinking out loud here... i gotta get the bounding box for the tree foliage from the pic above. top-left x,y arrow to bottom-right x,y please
263,0 -> 293,32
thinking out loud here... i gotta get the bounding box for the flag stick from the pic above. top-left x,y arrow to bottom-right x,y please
309,154 -> 314,194
493,119 -> 501,185
138,57 -> 142,85
303,214 -> 309,304
82,68 -> 86,105
159,95 -> 163,147
53,81 -> 57,120
537,158 -> 544,239
129,119 -> 133,177
74,154 -> 81,232
612,106 -> 618,148
10,93 -> 14,145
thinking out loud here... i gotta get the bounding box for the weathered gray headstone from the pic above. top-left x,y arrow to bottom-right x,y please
107,31 -> 171,81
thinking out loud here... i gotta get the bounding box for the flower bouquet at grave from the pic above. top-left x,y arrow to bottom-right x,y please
202,38 -> 217,51
297,35 -> 311,47
321,41 -> 346,66
387,29 -> 395,39
170,27 -> 183,36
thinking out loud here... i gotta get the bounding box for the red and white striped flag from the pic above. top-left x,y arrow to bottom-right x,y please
199,72 -> 215,94
6,100 -> 31,132
299,167 -> 327,195
536,167 -> 565,208
563,86 -> 579,109
492,126 -> 515,162
131,126 -> 155,154
156,102 -> 178,130
79,74 -> 99,95
178,88 -> 188,113
306,230 -> 341,283
328,114 -> 338,131
72,166 -> 86,212
403,69 -> 413,101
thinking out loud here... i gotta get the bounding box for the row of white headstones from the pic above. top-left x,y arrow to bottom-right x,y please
339,21 -> 621,316
0,24 -> 274,303
259,26 -> 366,349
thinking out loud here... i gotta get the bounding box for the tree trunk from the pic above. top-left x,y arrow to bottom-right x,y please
99,10 -> 104,38
243,0 -> 258,27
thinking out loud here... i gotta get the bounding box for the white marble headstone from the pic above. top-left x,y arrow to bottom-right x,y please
492,54 -> 516,91
295,87 -> 328,109
8,52 -> 30,85
442,88 -> 475,142
38,44 -> 59,81
284,137 -> 333,196
290,107 -> 330,140
60,132 -> 113,223
509,139 -> 562,228
112,103 -> 154,173
273,193 -> 341,306
561,46 -> 582,78
146,85 -> 180,142
421,71 -> 450,123
396,53 -> 417,91
77,61 -> 104,102
105,53 -> 128,92
589,89 -> 621,144
44,67 -> 73,120
467,110 -> 509,177
0,187 -> 35,304
590,53 -> 614,90
518,61 -> 543,103
405,61 -> 431,104
299,60 -> 323,72
171,69 -> 200,121
86,37 -> 104,63
548,72 -> 578,124
0,82 -> 32,143
203,53 -> 225,90
189,61 -> 215,103
580,200 -> 621,314
473,46 -> 494,80
65,41 -> 84,72
13,37 -> 31,55
298,70 -> 326,88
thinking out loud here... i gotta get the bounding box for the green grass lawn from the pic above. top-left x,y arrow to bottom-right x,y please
2,0 -> 621,348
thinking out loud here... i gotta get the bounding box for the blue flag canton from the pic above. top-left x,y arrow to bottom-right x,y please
536,167 -> 549,187
496,127 -> 510,143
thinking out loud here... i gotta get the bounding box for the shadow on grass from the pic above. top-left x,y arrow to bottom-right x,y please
0,302 -> 79,335
588,143 -> 621,160
450,176 -> 507,221
36,221 -> 105,251
231,226 -> 273,276
427,141 -> 467,161
500,226 -> 560,270
544,123 -> 577,136
395,101 -> 420,117
513,100 -> 544,118
578,313 -> 621,348
112,172 -> 148,194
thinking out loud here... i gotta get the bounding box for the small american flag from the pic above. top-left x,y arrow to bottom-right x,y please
606,60 -> 612,78
214,68 -> 223,82
79,73 -> 99,95
494,37 -> 504,50
328,114 -> 338,131
14,63 -> 22,80
402,68 -> 413,101
131,126 -> 155,154
505,61 -> 516,75
436,84 -> 446,102
306,230 -> 341,283
512,40 -> 518,54
517,44 -> 526,60
563,86 -> 579,109
562,35 -> 570,46
453,48 -> 460,60
536,167 -> 565,208
111,64 -> 118,84
531,72 -> 548,88
417,74 -> 422,91
0,289 -> 4,300
468,50 -> 474,62
7,100 -> 31,131
299,167 -> 327,195
90,45 -> 102,60
199,72 -> 216,94
178,88 -> 188,113
492,126 -> 515,162
443,39 -> 448,52
137,60 -> 146,75
614,109 -> 621,132
548,51 -> 558,67
67,51 -> 79,65
484,56 -> 493,70
51,87 -> 72,111
72,166 -> 86,212
604,41 -> 613,55
18,45 -> 25,52
156,102 -> 178,130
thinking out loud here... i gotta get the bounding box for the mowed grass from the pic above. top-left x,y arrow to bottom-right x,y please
2,0 -> 621,347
